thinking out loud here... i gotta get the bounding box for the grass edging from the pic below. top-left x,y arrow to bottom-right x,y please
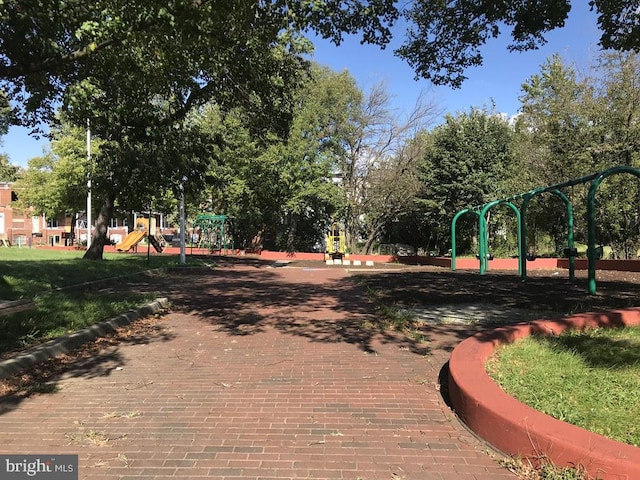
487,327 -> 640,447
0,297 -> 169,379
448,307 -> 640,480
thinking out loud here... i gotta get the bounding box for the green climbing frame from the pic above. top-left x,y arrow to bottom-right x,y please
193,214 -> 233,254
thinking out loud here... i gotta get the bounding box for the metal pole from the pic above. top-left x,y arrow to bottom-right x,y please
479,201 -> 500,274
587,176 -> 602,295
550,189 -> 575,281
86,119 -> 92,249
519,195 -> 531,280
179,183 -> 186,265
451,209 -> 470,271
499,201 -> 522,277
147,208 -> 151,263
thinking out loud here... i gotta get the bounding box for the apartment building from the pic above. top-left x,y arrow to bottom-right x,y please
0,181 -> 129,247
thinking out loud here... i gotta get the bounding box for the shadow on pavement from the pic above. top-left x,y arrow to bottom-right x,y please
0,318 -> 175,415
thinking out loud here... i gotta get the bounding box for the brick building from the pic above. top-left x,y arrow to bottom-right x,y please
0,181 -> 130,247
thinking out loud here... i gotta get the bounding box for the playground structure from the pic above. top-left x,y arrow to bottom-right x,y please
192,214 -> 233,254
451,165 -> 640,294
325,221 -> 346,260
116,217 -> 165,253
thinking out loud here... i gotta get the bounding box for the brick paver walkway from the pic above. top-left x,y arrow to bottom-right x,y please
0,262 -> 517,479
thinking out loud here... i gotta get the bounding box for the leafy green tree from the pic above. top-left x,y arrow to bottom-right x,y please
197,66 -> 354,252
2,1 -> 638,120
0,1 -> 399,126
519,55 -> 593,180
516,55 -> 593,252
0,90 -> 16,182
12,154 -> 57,217
13,121 -> 98,243
588,52 -> 640,258
515,51 -> 640,257
0,154 -> 18,182
265,67 -> 351,251
418,107 -> 516,255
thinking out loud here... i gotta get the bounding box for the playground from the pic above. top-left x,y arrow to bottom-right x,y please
2,166 -> 640,478
0,252 -> 639,478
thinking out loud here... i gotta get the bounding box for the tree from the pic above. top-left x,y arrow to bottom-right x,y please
196,66 -> 355,252
0,1 -> 399,126
0,90 -> 16,181
359,135 -> 426,253
12,121 -> 97,240
588,51 -> 640,258
0,154 -> 18,182
418,107 -> 516,255
516,55 -> 593,253
264,66 -> 353,252
519,55 -> 593,180
335,83 -> 439,253
2,2 -> 638,120
12,154 -> 57,217
514,51 -> 640,257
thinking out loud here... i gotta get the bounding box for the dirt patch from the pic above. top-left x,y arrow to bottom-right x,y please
352,267 -> 640,314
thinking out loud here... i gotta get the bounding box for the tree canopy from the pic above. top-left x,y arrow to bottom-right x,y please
417,107 -> 516,254
0,153 -> 17,182
1,0 -> 639,125
2,1 -> 640,259
397,1 -> 640,87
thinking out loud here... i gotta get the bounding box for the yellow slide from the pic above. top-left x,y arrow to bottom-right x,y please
116,230 -> 146,252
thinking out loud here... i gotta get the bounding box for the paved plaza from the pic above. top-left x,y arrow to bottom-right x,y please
0,261 -> 517,479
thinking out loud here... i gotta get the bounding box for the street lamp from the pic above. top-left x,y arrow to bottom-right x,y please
86,119 -> 92,249
179,179 -> 186,265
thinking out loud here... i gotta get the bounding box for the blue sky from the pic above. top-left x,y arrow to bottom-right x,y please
3,3 -> 601,168
309,2 -> 601,118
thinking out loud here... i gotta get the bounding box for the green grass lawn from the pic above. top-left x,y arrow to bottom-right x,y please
0,247 -> 204,356
0,247 -> 187,299
486,327 -> 640,447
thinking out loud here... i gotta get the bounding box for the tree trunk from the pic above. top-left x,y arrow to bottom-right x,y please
344,208 -> 360,253
69,214 -> 76,246
83,195 -> 114,260
363,223 -> 383,254
286,214 -> 298,253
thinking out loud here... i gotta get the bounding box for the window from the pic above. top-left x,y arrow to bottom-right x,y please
47,219 -> 58,228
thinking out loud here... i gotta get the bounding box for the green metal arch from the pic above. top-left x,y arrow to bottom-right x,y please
450,165 -> 639,294
451,208 -> 480,271
519,189 -> 575,281
587,166 -> 640,294
479,200 -> 521,275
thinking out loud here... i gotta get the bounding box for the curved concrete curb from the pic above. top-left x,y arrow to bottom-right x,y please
0,299 -> 35,317
448,307 -> 640,480
0,297 -> 169,379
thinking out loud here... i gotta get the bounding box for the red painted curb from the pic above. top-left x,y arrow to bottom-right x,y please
448,308 -> 640,480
